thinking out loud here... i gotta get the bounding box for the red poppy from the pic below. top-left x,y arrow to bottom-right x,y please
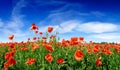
4,58 -> 16,69
5,51 -> 15,60
87,49 -> 91,53
45,54 -> 53,62
39,32 -> 43,35
8,57 -> 16,65
32,43 -> 39,51
105,49 -> 112,55
74,50 -> 83,61
57,58 -> 64,64
79,37 -> 84,42
4,61 -> 10,69
92,45 -> 100,53
20,47 -> 29,51
71,37 -> 78,42
45,44 -> 53,52
115,47 -> 120,53
30,23 -> 38,30
25,58 -> 36,65
47,26 -> 53,33
33,37 -> 37,40
96,57 -> 102,67
35,30 -> 38,34
8,34 -> 14,40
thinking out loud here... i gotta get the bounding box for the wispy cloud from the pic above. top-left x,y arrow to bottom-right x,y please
38,19 -> 120,42
77,22 -> 119,33
0,0 -> 30,42
4,0 -> 27,36
35,0 -> 66,6
50,2 -> 82,13
91,33 -> 120,40
57,20 -> 79,33
38,20 -> 79,34
40,19 -> 119,34
37,2 -> 120,42
85,33 -> 120,43
0,0 -> 118,42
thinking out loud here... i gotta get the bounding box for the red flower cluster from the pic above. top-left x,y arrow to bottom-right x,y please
4,51 -> 16,69
4,58 -> 16,69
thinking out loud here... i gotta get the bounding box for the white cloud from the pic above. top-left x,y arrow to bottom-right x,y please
38,20 -> 79,34
85,33 -> 120,43
39,20 -> 119,35
12,0 -> 26,17
35,0 -> 66,6
77,22 -> 118,33
0,0 -> 30,42
91,34 -> 120,40
57,20 -> 79,33
4,0 -> 26,36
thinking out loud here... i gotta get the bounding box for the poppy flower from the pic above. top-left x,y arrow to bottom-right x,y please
4,58 -> 16,69
96,57 -> 102,67
4,61 -> 10,69
39,32 -> 43,35
45,54 -> 53,62
115,47 -> 120,53
87,49 -> 91,53
33,37 -> 37,40
8,43 -> 15,49
79,37 -> 84,42
32,43 -> 39,51
35,30 -> 38,34
30,23 -> 38,30
8,34 -> 14,40
8,57 -> 16,65
5,51 -> 15,60
20,47 -> 29,51
92,45 -> 100,53
47,26 -> 53,33
105,49 -> 112,55
45,44 -> 53,52
57,58 -> 64,64
74,50 -> 83,61
71,37 -> 78,42
25,58 -> 36,65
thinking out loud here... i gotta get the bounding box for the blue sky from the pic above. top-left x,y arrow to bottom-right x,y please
0,0 -> 120,42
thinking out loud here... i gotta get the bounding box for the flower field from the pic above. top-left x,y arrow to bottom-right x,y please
0,23 -> 120,70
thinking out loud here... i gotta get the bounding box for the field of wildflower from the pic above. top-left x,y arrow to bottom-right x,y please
0,23 -> 120,70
